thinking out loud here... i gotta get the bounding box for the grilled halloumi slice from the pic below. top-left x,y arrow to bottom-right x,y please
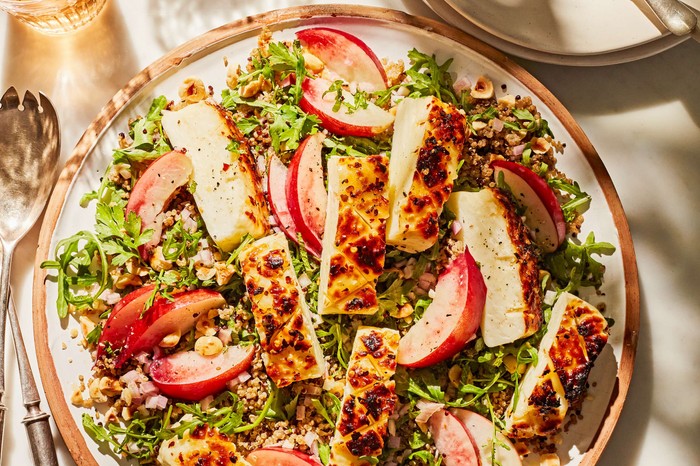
161,100 -> 269,252
386,96 -> 467,253
239,233 -> 325,387
505,292 -> 609,438
157,425 -> 250,466
330,327 -> 399,466
446,188 -> 542,347
318,156 -> 389,315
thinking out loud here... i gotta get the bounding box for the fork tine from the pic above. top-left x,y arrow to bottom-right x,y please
38,92 -> 57,118
0,87 -> 20,109
22,91 -> 39,111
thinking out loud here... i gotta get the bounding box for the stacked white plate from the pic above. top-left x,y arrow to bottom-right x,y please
424,0 -> 692,65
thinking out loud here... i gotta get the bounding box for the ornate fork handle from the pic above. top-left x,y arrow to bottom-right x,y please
7,289 -> 59,466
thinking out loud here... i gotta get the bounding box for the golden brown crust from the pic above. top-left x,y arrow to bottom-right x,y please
493,188 -> 543,335
330,327 -> 399,466
239,235 -> 324,387
549,299 -> 609,403
323,156 -> 389,315
392,99 -> 466,250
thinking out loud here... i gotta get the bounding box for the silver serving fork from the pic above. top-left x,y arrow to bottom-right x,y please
0,87 -> 60,465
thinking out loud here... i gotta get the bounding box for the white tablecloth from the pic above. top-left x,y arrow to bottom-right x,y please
1,1 -> 698,465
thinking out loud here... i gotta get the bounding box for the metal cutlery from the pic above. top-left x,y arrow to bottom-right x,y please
643,0 -> 698,35
0,87 -> 61,465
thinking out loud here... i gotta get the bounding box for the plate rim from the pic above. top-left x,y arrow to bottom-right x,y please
32,5 -> 640,466
424,0 -> 688,66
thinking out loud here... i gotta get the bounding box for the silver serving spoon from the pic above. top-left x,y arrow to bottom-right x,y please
643,0 -> 697,36
0,87 -> 60,465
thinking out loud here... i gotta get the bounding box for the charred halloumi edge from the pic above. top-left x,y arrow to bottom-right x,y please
446,188 -> 542,347
157,425 -> 250,466
386,96 -> 467,253
318,155 -> 389,315
239,233 -> 325,388
329,327 -> 399,466
505,292 -> 609,438
161,100 -> 269,252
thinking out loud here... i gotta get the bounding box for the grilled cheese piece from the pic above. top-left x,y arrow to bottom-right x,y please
239,233 -> 325,387
446,188 -> 542,347
505,292 -> 609,438
386,96 -> 467,253
330,327 -> 399,466
156,425 -> 250,466
318,156 -> 389,315
161,100 -> 269,252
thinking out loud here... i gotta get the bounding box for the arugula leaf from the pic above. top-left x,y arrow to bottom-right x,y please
41,231 -> 109,318
548,178 -> 592,222
544,232 -> 615,292
236,116 -> 261,135
113,96 -> 172,164
404,48 -> 457,104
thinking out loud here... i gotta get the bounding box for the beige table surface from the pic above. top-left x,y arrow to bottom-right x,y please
0,1 -> 698,465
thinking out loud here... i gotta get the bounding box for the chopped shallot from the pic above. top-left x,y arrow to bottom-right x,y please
387,435 -> 401,449
145,394 -> 168,410
453,76 -> 472,94
492,118 -> 504,132
140,381 -> 159,397
217,327 -> 233,345
120,370 -> 141,385
296,405 -> 306,420
414,400 -> 445,425
451,220 -> 463,235
512,143 -> 526,156
298,272 -> 312,289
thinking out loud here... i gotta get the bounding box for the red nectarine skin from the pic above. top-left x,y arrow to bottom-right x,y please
296,27 -> 387,91
114,289 -> 225,368
247,447 -> 323,466
150,345 -> 254,401
96,284 -> 156,361
429,410 -> 482,466
268,155 -> 301,244
125,149 -> 193,260
286,133 -> 326,256
491,159 -> 566,252
299,77 -> 393,138
397,248 -> 486,368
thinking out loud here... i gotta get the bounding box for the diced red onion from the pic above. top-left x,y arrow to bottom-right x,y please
257,155 -> 266,175
303,396 -> 314,407
298,273 -> 312,289
296,405 -> 306,420
120,370 -> 141,385
134,352 -> 151,365
304,431 -> 319,449
451,220 -> 462,235
414,400 -> 445,424
512,144 -> 526,156
453,76 -> 472,94
302,384 -> 323,396
152,346 -> 163,360
417,272 -> 437,291
193,248 -> 214,267
236,371 -> 252,383
200,395 -> 214,411
388,418 -> 397,436
145,394 -> 168,410
99,289 -> 122,305
218,328 -> 233,346
140,381 -> 159,397
387,436 -> 401,449
492,118 -> 504,132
